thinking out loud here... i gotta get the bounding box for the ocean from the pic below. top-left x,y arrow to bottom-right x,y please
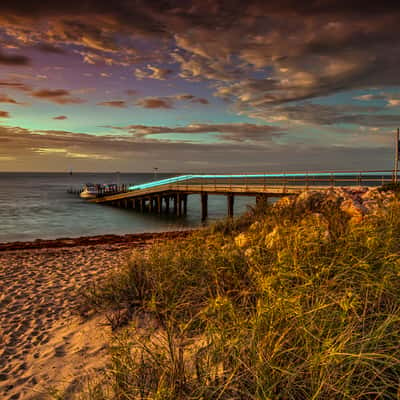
0,172 -> 256,243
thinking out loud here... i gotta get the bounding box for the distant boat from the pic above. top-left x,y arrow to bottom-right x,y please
80,184 -> 98,199
79,183 -> 121,199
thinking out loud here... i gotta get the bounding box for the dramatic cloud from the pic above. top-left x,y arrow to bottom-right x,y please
0,111 -> 10,118
0,50 -> 30,66
174,94 -> 209,104
112,122 -> 284,143
0,94 -> 22,105
354,92 -> 400,108
96,100 -> 127,108
134,65 -> 173,80
243,101 -> 400,130
133,94 -> 209,109
0,123 -> 395,172
53,115 -> 68,120
2,1 -> 400,171
136,97 -> 173,109
36,44 -> 65,54
31,89 -> 85,104
0,81 -> 31,92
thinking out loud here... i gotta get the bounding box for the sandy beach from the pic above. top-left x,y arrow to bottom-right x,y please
0,231 -> 189,400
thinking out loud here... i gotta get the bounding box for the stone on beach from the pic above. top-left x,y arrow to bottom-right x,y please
273,186 -> 398,224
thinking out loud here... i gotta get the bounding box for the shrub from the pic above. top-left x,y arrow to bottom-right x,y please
81,199 -> 400,399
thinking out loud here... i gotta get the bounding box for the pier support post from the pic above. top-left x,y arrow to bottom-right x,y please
173,194 -> 178,215
165,196 -> 170,213
140,198 -> 145,212
156,195 -> 162,214
150,197 -> 155,213
183,194 -> 188,215
123,199 -> 128,209
201,193 -> 208,221
227,193 -> 234,218
176,193 -> 182,216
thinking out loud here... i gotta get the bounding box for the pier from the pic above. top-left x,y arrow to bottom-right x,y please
69,170 -> 397,221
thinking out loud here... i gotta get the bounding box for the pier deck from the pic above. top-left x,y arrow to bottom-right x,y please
73,171 -> 397,221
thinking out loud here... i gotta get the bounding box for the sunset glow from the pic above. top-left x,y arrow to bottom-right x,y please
1,1 -> 400,171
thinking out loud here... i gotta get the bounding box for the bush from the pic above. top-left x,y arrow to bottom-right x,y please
81,199 -> 400,399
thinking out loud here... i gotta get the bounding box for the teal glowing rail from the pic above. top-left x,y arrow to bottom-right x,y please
128,171 -> 396,192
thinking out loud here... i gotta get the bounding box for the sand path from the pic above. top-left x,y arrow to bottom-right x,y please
0,243 -> 133,399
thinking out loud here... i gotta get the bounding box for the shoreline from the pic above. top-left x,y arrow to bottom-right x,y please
0,228 -> 196,399
0,229 -> 194,252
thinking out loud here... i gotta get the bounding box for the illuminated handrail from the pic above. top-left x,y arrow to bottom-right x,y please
128,171 -> 397,192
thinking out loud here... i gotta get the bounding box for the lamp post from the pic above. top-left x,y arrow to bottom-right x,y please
153,167 -> 158,181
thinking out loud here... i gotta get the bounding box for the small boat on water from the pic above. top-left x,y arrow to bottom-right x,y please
80,184 -> 99,199
79,183 -> 122,199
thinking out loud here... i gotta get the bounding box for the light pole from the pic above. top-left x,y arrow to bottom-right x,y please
153,167 -> 158,181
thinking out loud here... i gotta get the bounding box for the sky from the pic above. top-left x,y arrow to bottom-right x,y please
1,0 -> 400,172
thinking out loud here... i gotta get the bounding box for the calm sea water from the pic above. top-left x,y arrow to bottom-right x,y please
0,173 -> 256,243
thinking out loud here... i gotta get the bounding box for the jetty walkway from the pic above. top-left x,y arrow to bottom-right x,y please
74,170 -> 397,221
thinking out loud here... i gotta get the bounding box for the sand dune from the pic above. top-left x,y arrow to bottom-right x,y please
0,242 -> 134,399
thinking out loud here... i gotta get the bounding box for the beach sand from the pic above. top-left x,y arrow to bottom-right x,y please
0,232 -> 189,400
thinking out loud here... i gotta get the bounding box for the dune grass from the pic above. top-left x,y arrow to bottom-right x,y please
81,197 -> 400,399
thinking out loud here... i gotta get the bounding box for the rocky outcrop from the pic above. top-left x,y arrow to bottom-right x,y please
273,187 -> 397,223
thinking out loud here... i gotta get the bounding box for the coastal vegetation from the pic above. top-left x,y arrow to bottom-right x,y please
81,188 -> 400,399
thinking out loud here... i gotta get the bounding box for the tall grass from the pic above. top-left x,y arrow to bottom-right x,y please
82,198 -> 400,399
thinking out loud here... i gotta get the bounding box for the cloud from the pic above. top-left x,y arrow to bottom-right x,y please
111,122 -> 284,143
0,81 -> 31,92
1,1 -> 400,131
0,111 -> 10,118
134,65 -> 173,80
135,97 -> 173,109
0,123 -> 396,172
31,89 -> 86,104
36,44 -> 65,54
134,94 -> 209,109
33,147 -> 114,160
0,50 -> 30,66
191,97 -> 209,104
53,115 -> 68,120
0,94 -> 22,105
174,94 -> 209,104
96,100 -> 127,108
249,102 -> 400,129
354,92 -> 400,108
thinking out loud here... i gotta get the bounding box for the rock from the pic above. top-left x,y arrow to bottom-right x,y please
340,199 -> 365,223
295,190 -> 325,210
362,200 -> 379,214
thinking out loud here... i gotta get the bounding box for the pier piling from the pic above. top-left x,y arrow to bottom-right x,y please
201,193 -> 208,221
227,194 -> 234,218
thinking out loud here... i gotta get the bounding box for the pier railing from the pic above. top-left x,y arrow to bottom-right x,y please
127,170 -> 397,194
69,170 -> 398,200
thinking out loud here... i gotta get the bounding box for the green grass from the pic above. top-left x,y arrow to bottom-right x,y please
80,197 -> 400,399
